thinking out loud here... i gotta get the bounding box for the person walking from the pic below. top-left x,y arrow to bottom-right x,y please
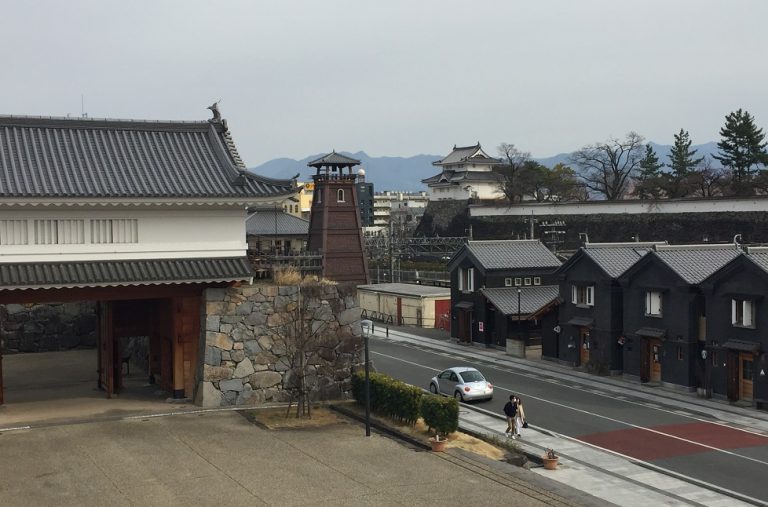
503,395 -> 517,437
514,396 -> 526,438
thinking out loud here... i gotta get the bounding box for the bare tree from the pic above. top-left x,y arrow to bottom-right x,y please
272,280 -> 341,418
690,156 -> 727,198
496,143 -> 530,202
569,132 -> 645,200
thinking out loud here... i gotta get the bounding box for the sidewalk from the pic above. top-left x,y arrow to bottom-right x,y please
371,325 -> 763,506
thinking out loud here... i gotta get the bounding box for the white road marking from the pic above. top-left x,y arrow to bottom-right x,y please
372,349 -> 768,467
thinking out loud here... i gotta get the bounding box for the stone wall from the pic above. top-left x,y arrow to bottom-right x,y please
0,302 -> 97,354
199,282 -> 362,408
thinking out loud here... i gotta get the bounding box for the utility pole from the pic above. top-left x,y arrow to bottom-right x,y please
389,220 -> 395,283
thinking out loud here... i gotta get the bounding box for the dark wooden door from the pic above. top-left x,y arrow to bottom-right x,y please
650,339 -> 662,382
457,310 -> 470,343
740,352 -> 754,401
727,351 -> 739,402
97,301 -> 115,398
579,328 -> 590,365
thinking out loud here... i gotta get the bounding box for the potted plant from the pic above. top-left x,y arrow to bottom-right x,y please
429,434 -> 448,452
422,395 -> 459,452
542,448 -> 558,470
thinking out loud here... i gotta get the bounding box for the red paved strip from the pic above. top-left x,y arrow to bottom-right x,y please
578,422 -> 768,461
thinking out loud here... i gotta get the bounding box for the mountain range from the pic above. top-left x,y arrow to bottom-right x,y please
249,142 -> 722,192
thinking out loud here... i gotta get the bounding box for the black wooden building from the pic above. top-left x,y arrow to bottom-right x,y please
448,240 -> 561,349
619,244 -> 740,391
551,242 -> 663,373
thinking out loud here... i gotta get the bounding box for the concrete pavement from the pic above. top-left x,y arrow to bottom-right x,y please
0,409 -> 586,507
371,325 -> 763,506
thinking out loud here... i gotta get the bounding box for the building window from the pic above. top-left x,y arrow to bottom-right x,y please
0,220 -> 28,245
533,277 -> 541,286
90,219 -> 138,244
34,219 -> 85,245
571,284 -> 594,306
458,267 -> 475,292
504,277 -> 513,287
514,277 -> 522,286
524,277 -> 531,286
732,299 -> 755,328
337,189 -> 345,202
645,291 -> 663,317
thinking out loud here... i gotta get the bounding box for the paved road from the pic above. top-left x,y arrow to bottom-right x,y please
371,338 -> 768,504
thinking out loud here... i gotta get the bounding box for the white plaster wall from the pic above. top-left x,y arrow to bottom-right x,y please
0,207 -> 247,263
428,181 -> 501,201
470,197 -> 768,217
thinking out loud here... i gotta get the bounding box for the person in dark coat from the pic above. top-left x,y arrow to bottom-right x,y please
503,394 -> 517,437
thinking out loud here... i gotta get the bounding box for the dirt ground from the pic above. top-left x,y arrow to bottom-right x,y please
244,403 -> 516,463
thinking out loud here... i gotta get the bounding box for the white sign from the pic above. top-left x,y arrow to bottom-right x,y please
761,369 -> 766,377
478,321 -> 484,332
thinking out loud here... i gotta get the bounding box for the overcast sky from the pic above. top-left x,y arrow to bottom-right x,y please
3,1 -> 767,166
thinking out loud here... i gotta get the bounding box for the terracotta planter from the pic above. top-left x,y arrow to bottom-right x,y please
430,437 -> 448,452
542,457 -> 558,470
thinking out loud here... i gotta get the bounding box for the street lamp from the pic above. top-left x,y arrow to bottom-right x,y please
361,319 -> 373,437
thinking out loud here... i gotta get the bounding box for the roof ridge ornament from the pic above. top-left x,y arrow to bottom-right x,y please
207,100 -> 222,123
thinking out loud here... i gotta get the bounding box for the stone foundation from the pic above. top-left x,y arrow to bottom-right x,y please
199,282 -> 362,407
0,302 -> 97,354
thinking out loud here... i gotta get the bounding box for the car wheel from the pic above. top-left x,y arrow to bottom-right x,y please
429,383 -> 438,394
454,391 -> 464,402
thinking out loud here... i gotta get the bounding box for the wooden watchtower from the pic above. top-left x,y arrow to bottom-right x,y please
307,152 -> 370,284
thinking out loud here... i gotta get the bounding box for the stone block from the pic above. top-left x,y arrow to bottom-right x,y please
232,342 -> 244,350
266,313 -> 286,327
6,304 -> 26,315
230,349 -> 245,362
244,340 -> 261,355
236,302 -> 254,315
240,286 -> 260,297
204,365 -> 233,381
205,315 -> 221,333
236,384 -> 254,405
249,371 -> 282,389
204,346 -> 222,366
257,335 -> 274,350
337,307 -> 361,326
233,358 -> 255,378
246,312 -> 267,326
220,323 -> 233,334
207,332 -> 233,350
232,326 -> 252,342
219,378 -> 244,392
278,286 -> 299,296
206,288 -> 229,302
198,382 -> 223,408
262,286 -> 278,297
206,302 -> 226,315
253,351 -> 278,365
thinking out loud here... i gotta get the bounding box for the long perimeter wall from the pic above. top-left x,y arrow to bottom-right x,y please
418,197 -> 768,248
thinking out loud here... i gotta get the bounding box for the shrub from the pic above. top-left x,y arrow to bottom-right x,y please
420,394 -> 458,438
351,372 -> 422,425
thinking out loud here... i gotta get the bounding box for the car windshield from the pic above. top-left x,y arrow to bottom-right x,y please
459,370 -> 485,382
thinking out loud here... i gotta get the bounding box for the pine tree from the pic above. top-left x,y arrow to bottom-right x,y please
713,109 -> 768,184
665,129 -> 703,197
633,145 -> 665,199
668,129 -> 703,177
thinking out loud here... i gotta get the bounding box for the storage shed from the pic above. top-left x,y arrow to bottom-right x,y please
358,283 -> 450,329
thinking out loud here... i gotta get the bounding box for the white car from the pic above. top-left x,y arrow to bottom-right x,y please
429,366 -> 493,402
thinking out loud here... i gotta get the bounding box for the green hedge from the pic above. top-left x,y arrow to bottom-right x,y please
420,394 -> 459,437
351,372 -> 422,425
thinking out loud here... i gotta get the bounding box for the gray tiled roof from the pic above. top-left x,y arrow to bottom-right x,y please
748,251 -> 768,273
466,240 -> 561,270
246,209 -> 309,236
0,257 -> 253,290
432,143 -> 501,167
421,170 -> 503,184
357,283 -> 450,297
307,151 -> 360,167
582,243 -> 658,278
481,286 -> 559,316
0,115 -> 294,199
654,245 -> 741,284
